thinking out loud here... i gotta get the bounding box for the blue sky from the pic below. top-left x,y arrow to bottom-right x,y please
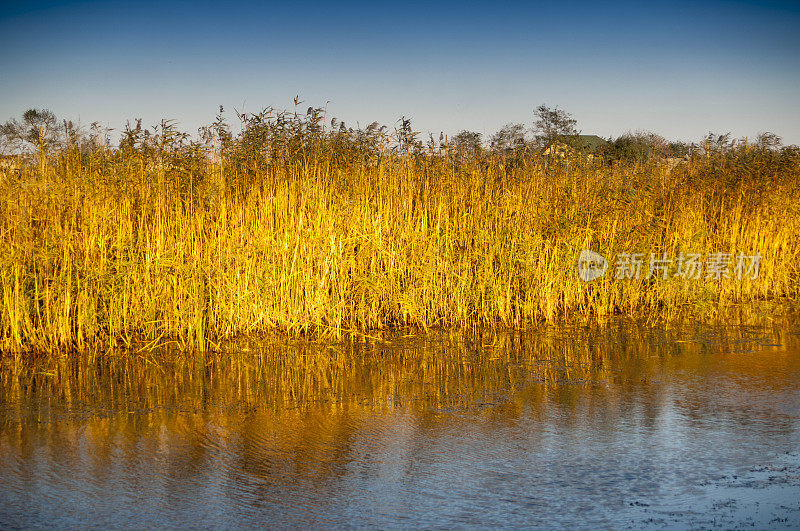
1,0 -> 799,144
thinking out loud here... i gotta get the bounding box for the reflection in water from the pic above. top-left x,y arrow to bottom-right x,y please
1,314 -> 799,527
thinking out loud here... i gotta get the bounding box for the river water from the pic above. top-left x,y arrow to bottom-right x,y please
1,313 -> 799,528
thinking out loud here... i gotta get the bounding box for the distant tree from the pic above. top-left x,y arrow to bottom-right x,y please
491,123 -> 527,151
0,108 -> 61,154
0,129 -> 11,154
755,132 -> 782,151
532,104 -> 579,150
450,130 -> 483,156
607,131 -> 667,162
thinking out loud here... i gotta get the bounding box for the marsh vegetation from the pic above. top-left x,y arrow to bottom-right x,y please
0,104 -> 798,352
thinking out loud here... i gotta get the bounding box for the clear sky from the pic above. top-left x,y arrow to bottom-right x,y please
1,0 -> 799,145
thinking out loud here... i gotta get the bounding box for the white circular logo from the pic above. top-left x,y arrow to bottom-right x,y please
578,250 -> 608,282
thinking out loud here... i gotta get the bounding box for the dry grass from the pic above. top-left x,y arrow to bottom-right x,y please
0,122 -> 798,352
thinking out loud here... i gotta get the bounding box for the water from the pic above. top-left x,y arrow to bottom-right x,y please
1,315 -> 799,528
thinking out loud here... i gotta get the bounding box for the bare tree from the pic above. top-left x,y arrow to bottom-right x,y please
449,130 -> 483,158
491,123 -> 527,151
0,108 -> 61,154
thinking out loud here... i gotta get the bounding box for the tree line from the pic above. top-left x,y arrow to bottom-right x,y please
1,103 -> 795,170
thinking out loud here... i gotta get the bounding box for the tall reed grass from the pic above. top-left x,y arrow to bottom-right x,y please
1,109 -> 798,352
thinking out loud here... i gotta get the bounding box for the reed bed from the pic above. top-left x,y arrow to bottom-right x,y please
0,112 -> 798,352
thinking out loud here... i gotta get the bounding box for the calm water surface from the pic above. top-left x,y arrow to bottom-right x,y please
1,315 -> 799,528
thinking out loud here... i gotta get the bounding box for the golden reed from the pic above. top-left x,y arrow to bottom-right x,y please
0,124 -> 798,352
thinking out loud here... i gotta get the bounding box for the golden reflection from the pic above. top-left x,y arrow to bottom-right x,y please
1,311 -> 798,528
2,314 -> 797,455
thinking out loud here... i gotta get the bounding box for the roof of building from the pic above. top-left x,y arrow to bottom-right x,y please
576,135 -> 609,152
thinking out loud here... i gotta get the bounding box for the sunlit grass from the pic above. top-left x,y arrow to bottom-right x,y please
0,118 -> 798,352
